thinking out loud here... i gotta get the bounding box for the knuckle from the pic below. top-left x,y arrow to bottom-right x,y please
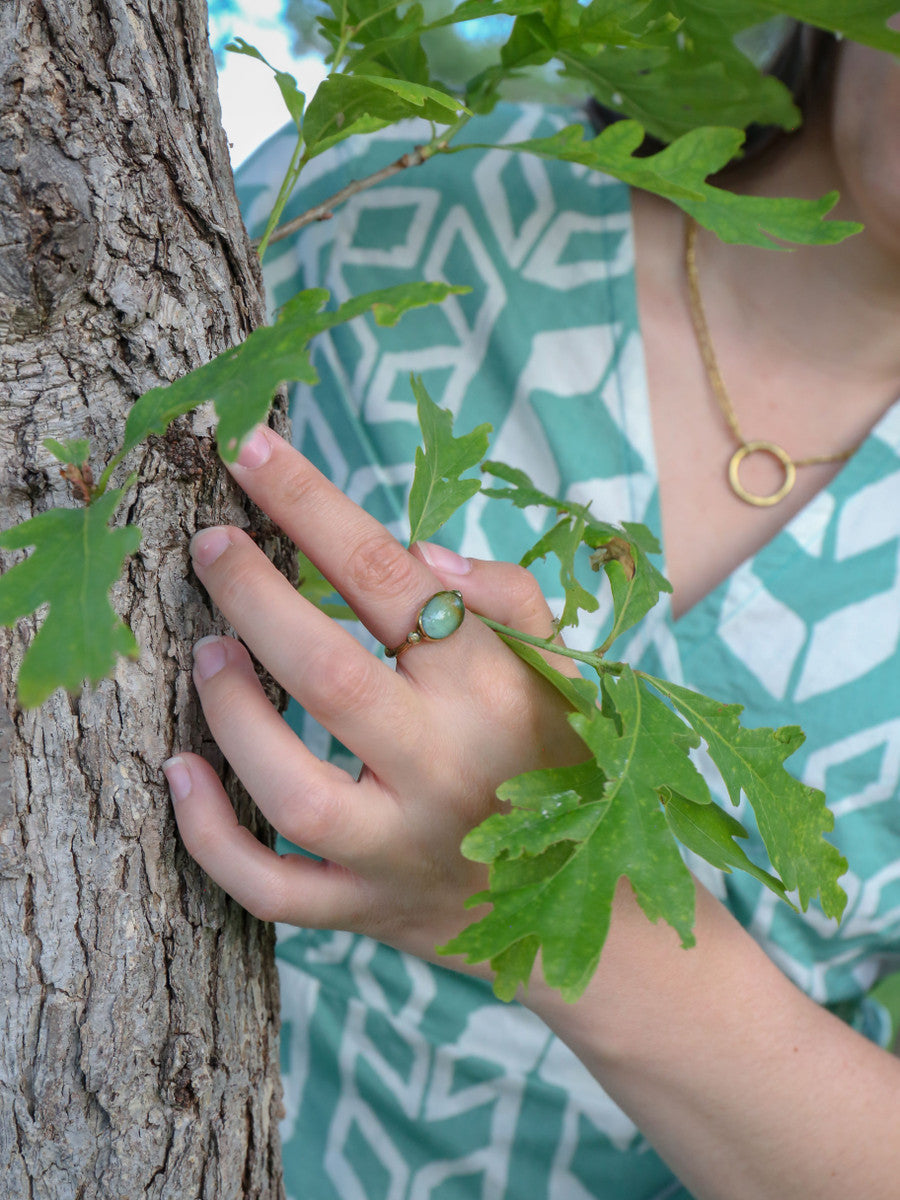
271,460 -> 328,515
212,551 -> 263,616
503,564 -> 545,612
200,662 -> 255,727
234,831 -> 292,924
304,644 -> 381,723
277,776 -> 335,851
179,812 -> 224,865
247,883 -> 289,926
343,532 -> 417,600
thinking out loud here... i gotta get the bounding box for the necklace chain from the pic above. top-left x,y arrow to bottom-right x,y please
683,216 -> 857,507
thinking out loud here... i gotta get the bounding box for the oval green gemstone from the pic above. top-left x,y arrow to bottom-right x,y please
418,590 -> 465,640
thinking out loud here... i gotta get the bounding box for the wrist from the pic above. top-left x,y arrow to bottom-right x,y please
519,877 -> 742,1073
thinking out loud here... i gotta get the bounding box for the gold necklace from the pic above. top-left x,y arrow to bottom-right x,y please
684,217 -> 857,508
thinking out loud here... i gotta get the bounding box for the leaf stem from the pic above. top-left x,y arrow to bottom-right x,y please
477,615 -> 624,675
93,449 -> 128,500
258,112 -> 472,251
256,133 -> 308,260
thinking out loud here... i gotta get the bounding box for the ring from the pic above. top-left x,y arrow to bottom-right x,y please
385,590 -> 466,659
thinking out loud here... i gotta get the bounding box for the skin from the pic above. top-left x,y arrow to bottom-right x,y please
167,34 -> 900,1200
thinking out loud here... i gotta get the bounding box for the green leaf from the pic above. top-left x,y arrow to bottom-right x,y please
407,376 -> 491,545
123,282 -> 465,462
43,437 -> 91,467
226,37 -> 306,129
441,765 -> 613,1000
442,669 -> 702,1000
350,74 -> 467,116
677,185 -> 858,250
481,458 -> 583,512
679,0 -> 900,55
0,489 -> 141,707
302,74 -> 466,160
481,461 -> 670,638
521,517 -> 599,631
466,760 -> 612,862
662,790 -> 792,906
576,670 -> 713,809
644,675 -> 848,919
431,0 -> 552,26
481,460 -> 598,631
587,520 -> 672,652
504,3 -> 899,143
492,5 -> 795,141
561,43 -> 798,142
464,121 -> 861,246
320,0 -> 431,82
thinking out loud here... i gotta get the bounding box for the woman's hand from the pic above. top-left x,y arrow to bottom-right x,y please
165,426 -> 900,1199
165,425 -> 586,963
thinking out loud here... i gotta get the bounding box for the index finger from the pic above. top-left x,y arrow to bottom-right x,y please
225,425 -> 442,651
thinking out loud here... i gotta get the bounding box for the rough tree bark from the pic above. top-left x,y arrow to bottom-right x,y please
1,2 -> 287,1196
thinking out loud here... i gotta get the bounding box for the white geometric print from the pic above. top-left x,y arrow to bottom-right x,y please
835,470 -> 900,558
793,569 -> 900,702
804,719 -> 900,818
523,210 -> 633,289
538,1037 -> 639,1154
717,568 -> 808,700
784,488 -> 834,557
341,188 -> 443,270
473,106 -> 559,270
490,325 -> 623,510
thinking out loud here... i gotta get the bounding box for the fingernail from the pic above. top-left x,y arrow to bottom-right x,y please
235,425 -> 272,469
193,636 -> 227,681
190,527 -> 232,567
417,541 -> 472,576
163,756 -> 192,802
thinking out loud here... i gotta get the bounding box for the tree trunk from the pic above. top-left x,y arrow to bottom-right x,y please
0,2 -> 286,1195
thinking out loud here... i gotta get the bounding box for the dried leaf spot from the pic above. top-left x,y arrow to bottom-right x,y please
590,537 -> 636,580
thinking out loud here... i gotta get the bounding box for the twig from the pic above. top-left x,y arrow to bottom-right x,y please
255,141 -> 448,250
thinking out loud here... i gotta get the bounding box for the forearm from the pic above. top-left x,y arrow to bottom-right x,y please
526,879 -> 900,1200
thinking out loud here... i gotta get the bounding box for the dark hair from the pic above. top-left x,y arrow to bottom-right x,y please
584,22 -> 839,166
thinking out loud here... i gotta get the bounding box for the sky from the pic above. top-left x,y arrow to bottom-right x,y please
209,0 -> 326,166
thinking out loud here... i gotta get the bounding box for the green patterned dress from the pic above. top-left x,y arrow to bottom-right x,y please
236,103 -> 900,1200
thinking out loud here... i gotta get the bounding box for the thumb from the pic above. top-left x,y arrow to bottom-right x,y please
412,541 -> 557,639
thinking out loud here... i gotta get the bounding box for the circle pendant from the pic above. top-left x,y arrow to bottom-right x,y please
727,441 -> 797,508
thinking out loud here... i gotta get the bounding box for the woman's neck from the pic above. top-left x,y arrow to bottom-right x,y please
702,114 -> 900,391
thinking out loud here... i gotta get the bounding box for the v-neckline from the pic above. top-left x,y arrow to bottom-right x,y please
622,200 -> 900,632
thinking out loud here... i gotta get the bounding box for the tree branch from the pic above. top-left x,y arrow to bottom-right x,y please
256,141 -> 448,249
